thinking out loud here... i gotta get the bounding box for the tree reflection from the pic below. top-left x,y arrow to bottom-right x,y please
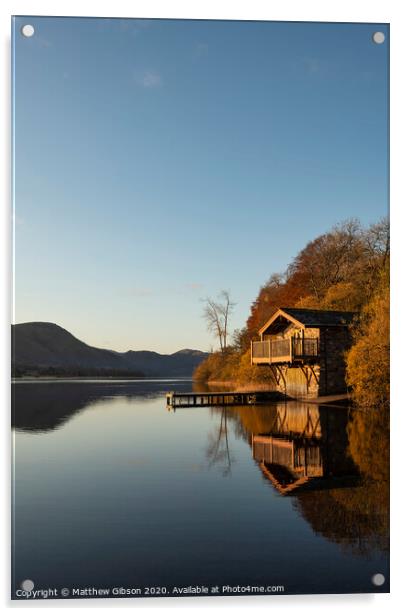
206,408 -> 235,476
347,406 -> 389,483
293,481 -> 388,557
291,406 -> 389,556
228,401 -> 389,558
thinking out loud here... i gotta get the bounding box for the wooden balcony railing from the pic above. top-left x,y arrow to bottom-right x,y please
251,337 -> 319,364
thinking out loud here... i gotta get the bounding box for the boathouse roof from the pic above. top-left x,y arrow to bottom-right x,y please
259,307 -> 356,335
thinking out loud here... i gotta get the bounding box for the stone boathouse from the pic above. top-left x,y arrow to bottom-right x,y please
250,307 -> 356,398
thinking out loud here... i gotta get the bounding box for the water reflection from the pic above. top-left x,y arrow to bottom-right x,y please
206,409 -> 234,476
208,401 -> 389,557
12,382 -> 389,595
12,379 -> 192,432
246,403 -> 357,494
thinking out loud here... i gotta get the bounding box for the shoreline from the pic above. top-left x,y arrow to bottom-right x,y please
204,380 -> 277,392
12,376 -> 194,382
195,379 -> 351,405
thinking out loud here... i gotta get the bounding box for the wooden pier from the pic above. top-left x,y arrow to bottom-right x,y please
166,390 -> 280,409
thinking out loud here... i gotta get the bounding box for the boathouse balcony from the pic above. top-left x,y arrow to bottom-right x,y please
251,337 -> 319,365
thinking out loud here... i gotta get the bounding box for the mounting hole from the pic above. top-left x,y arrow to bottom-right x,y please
21,579 -> 34,591
21,24 -> 35,38
372,573 -> 385,586
372,31 -> 385,44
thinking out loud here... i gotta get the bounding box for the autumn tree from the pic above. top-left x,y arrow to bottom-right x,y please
345,269 -> 390,408
246,272 -> 305,338
288,219 -> 365,303
195,217 -> 389,390
247,218 -> 390,337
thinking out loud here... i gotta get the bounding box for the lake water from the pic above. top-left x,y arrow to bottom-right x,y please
11,380 -> 389,599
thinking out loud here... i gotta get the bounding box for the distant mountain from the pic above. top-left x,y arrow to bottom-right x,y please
11,322 -> 208,377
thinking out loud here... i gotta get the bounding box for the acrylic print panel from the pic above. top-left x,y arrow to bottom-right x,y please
11,16 -> 389,600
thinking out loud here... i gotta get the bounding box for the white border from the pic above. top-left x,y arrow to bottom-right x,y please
2,1 -> 406,614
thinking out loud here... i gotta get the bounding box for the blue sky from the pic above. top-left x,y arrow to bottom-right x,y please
13,17 -> 389,353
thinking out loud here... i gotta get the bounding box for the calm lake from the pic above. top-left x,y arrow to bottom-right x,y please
12,380 -> 389,598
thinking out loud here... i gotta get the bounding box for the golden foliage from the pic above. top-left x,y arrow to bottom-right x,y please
345,276 -> 389,408
246,218 -> 389,337
347,407 -> 389,482
193,348 -> 272,387
196,217 -> 389,396
193,349 -> 240,383
321,282 -> 360,311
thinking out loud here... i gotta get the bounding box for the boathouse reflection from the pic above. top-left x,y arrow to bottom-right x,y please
248,403 -> 358,494
234,401 -> 389,556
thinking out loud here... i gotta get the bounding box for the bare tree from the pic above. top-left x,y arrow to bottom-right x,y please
202,290 -> 235,352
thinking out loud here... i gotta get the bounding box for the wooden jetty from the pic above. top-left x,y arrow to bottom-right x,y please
166,390 -> 280,409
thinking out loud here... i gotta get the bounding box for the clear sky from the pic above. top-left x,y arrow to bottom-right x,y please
12,17 -> 389,353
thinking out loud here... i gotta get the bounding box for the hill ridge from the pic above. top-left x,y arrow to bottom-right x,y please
12,322 -> 208,377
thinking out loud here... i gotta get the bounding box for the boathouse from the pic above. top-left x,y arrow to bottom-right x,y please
251,307 -> 356,398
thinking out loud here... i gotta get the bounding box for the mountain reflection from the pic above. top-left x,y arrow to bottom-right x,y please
12,380 -> 191,432
13,382 -> 389,561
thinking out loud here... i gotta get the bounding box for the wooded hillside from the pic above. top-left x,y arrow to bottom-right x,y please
194,217 -> 389,407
